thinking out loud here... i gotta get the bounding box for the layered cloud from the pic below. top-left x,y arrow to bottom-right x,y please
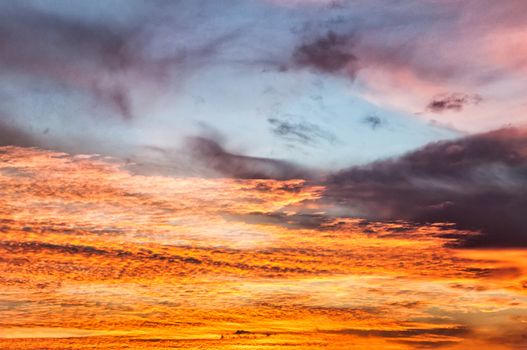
1,2 -> 526,349
1,145 -> 526,349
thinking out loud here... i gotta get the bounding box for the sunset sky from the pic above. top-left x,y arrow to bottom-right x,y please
1,1 -> 527,349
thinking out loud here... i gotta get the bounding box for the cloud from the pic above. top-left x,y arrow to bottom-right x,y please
268,118 -> 337,145
269,1 -> 527,132
0,4 -> 139,120
186,136 -> 314,179
100,87 -> 134,121
4,118 -> 315,180
395,340 -> 458,349
290,31 -> 359,77
0,2 -> 242,122
226,211 -> 329,230
362,115 -> 383,130
325,128 -> 527,247
0,118 -> 39,147
427,93 -> 483,113
325,326 -> 468,338
1,241 -> 110,257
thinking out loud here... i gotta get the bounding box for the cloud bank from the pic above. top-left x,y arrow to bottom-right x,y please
325,128 -> 527,247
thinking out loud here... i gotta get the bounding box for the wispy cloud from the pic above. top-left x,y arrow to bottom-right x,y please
186,136 -> 314,179
268,117 -> 337,145
426,93 -> 483,113
0,2 -> 242,122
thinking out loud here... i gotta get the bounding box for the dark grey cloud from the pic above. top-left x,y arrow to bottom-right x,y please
186,136 -> 314,180
0,5 -> 133,70
290,31 -> 359,77
0,118 -> 37,147
278,1 -> 527,90
427,93 -> 483,113
362,115 -> 383,130
268,118 -> 337,145
325,128 -> 527,247
281,7 -> 460,84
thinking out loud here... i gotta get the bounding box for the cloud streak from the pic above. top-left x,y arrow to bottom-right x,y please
186,136 -> 314,179
268,118 -> 337,145
426,93 -> 483,113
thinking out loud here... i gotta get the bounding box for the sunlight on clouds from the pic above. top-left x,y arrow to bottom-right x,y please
0,147 -> 526,349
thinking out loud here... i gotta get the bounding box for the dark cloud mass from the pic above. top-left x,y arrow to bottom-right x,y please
426,93 -> 482,113
0,7 -> 131,69
291,31 -> 358,76
186,136 -> 313,180
325,128 -> 527,247
0,118 -> 38,148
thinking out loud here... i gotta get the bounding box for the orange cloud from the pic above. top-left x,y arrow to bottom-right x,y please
0,146 -> 526,349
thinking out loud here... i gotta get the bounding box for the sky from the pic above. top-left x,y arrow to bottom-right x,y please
0,1 -> 526,349
2,0 -> 527,169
